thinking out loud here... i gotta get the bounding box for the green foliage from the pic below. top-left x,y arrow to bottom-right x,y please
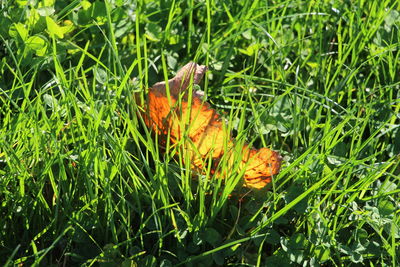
1,0 -> 400,266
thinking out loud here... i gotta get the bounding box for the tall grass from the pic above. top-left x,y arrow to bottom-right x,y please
0,0 -> 399,266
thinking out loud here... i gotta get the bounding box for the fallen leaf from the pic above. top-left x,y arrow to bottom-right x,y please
142,62 -> 281,189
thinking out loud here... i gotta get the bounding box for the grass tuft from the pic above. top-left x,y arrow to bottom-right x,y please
0,0 -> 399,266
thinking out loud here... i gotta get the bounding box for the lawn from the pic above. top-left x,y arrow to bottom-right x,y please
0,0 -> 399,266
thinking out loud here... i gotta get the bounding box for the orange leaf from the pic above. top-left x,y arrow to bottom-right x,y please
142,62 -> 281,189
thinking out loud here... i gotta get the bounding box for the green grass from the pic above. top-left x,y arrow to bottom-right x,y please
1,0 -> 399,266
